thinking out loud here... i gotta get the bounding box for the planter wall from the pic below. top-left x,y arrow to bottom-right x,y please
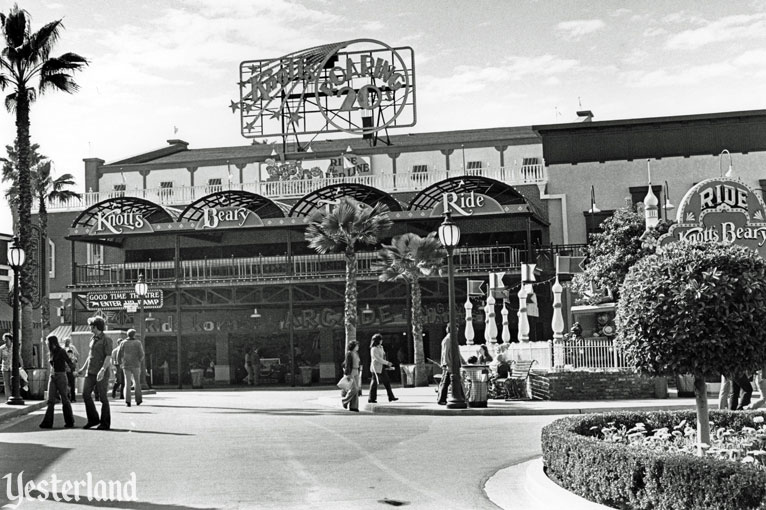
531,370 -> 665,400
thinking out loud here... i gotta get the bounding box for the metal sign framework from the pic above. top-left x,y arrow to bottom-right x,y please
232,39 -> 416,147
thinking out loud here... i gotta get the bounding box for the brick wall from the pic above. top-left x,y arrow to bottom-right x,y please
529,370 -> 666,400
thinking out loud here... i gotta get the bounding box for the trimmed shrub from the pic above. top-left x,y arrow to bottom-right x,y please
541,410 -> 766,510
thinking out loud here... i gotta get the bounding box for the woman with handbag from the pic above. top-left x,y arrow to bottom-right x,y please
368,333 -> 398,404
340,341 -> 360,412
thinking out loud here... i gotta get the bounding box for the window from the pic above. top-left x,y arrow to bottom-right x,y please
111,183 -> 126,198
159,181 -> 174,201
207,178 -> 223,193
521,157 -> 540,167
411,164 -> 428,183
87,244 -> 104,266
466,161 -> 483,175
48,239 -> 55,279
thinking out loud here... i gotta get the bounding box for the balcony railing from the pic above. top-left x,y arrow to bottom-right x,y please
72,244 -> 532,288
45,164 -> 547,211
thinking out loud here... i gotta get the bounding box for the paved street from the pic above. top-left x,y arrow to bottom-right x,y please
0,388 -> 561,509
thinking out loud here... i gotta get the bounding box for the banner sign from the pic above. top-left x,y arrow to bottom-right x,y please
90,208 -> 154,235
195,206 -> 264,230
659,178 -> 766,257
86,290 -> 164,311
431,191 -> 505,217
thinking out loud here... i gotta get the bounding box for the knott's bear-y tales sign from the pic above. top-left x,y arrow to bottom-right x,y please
659,178 -> 766,257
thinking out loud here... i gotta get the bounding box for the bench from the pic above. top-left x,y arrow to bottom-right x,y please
505,360 -> 537,400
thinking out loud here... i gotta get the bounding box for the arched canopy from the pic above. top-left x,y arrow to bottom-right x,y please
408,176 -> 530,211
290,183 -> 403,217
179,190 -> 287,222
72,196 -> 179,229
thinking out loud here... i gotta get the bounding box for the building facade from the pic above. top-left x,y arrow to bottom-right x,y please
34,109 -> 766,385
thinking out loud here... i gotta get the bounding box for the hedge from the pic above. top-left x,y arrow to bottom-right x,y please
541,410 -> 766,510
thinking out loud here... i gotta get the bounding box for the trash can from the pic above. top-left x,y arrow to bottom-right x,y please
461,365 -> 489,408
28,368 -> 49,400
300,366 -> 313,386
190,369 -> 204,389
400,364 -> 415,388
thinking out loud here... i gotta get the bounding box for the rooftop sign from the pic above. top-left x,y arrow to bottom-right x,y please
232,39 -> 416,139
658,178 -> 766,257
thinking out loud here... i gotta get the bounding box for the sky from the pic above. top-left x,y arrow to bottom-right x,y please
1,0 -> 766,234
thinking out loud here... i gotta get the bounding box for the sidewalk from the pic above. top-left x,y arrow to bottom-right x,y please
314,383 -> 721,415
0,399 -> 47,423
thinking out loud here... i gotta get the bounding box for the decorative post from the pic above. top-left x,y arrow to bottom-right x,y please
552,256 -> 565,368
501,300 -> 511,344
464,297 -> 474,345
517,285 -> 529,342
485,293 -> 497,357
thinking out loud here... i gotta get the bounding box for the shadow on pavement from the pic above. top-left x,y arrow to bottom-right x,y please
147,404 -> 345,416
0,442 -> 70,507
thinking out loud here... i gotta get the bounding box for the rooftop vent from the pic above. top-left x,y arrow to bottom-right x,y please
576,110 -> 594,122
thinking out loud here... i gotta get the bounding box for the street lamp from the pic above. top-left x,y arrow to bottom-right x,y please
437,211 -> 467,409
134,274 -> 149,390
7,236 -> 25,405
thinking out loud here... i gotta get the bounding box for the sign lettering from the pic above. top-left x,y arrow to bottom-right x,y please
659,178 -> 766,257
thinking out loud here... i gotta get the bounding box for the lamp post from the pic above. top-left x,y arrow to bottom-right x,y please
438,211 -> 467,409
7,236 -> 25,405
134,274 -> 149,390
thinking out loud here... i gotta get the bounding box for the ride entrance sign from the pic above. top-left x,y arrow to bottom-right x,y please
658,178 -> 766,257
86,290 -> 164,311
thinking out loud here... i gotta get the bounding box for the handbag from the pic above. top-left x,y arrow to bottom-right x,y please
337,375 -> 352,391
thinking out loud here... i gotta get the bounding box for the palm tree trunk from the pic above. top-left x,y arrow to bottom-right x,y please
411,277 -> 428,386
16,93 -> 35,368
344,248 -> 358,350
39,196 -> 50,336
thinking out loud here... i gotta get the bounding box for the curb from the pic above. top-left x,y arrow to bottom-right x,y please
0,400 -> 47,423
485,458 -> 613,510
360,401 -> 697,416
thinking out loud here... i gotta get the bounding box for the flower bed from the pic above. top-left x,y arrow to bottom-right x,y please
541,410 -> 766,510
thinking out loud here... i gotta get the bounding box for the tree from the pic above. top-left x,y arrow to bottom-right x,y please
33,159 -> 81,334
0,5 -> 87,366
374,232 -> 446,386
305,197 -> 393,349
616,241 -> 766,450
572,207 -> 669,304
2,143 -> 80,340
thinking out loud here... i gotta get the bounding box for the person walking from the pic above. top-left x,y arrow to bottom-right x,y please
77,316 -> 113,430
63,337 -> 78,402
119,329 -> 145,407
341,341 -> 360,412
252,347 -> 261,386
368,333 -> 397,404
39,335 -> 75,429
244,347 -> 254,385
111,338 -> 125,399
731,372 -> 753,410
1,334 -> 11,402
437,326 -> 465,405
746,364 -> 766,410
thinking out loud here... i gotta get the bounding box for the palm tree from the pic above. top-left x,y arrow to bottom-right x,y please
305,197 -> 393,350
2,143 -> 81,341
374,233 -> 446,386
34,159 -> 81,334
0,5 -> 87,366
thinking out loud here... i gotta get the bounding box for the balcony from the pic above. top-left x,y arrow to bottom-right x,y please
70,243 -> 586,290
44,164 -> 547,212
